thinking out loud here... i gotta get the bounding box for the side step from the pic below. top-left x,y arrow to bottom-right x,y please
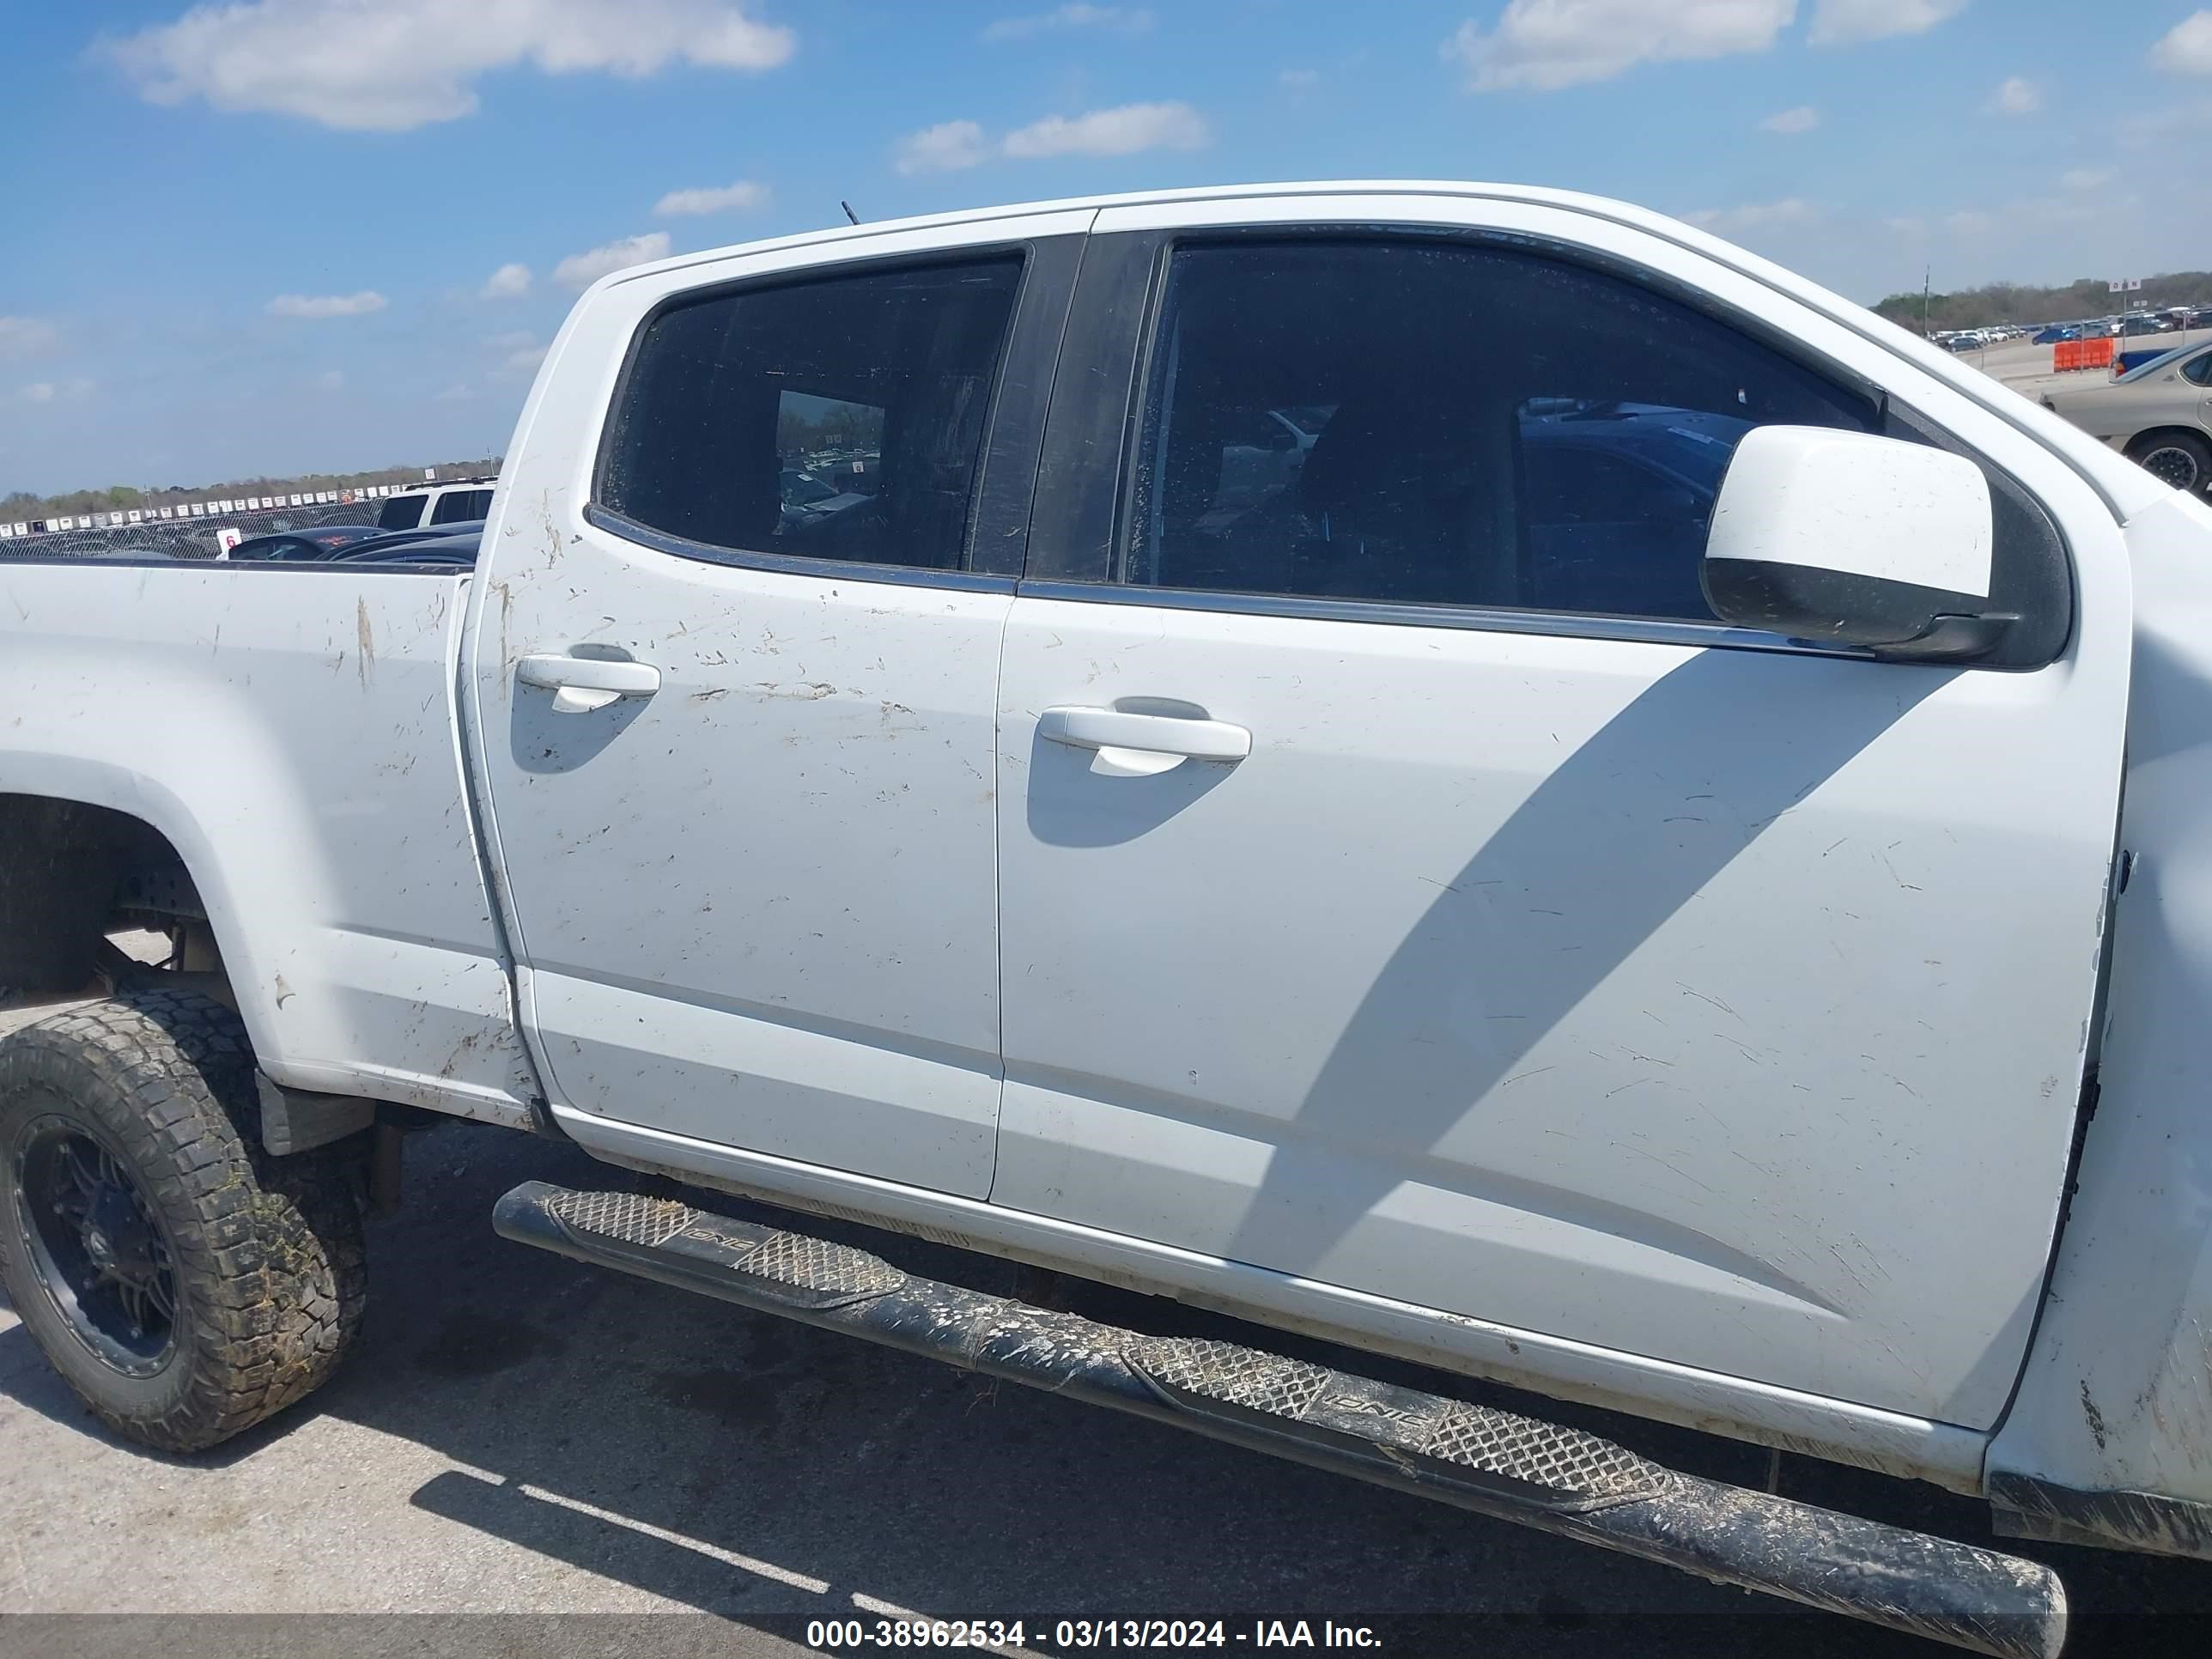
494,1182 -> 2063,1659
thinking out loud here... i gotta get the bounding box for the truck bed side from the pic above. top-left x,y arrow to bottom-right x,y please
0,561 -> 536,1126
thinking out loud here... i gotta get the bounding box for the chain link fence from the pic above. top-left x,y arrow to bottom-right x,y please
0,500 -> 387,562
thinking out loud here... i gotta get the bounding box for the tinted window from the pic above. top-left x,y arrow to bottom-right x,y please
379,495 -> 427,531
2185,352 -> 2212,388
600,257 -> 1023,572
1121,241 -> 1875,621
430,489 -> 490,525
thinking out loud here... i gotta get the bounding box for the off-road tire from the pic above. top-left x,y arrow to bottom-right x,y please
0,989 -> 367,1451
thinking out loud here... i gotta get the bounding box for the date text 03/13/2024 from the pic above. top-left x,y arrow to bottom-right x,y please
804,1620 -> 1385,1650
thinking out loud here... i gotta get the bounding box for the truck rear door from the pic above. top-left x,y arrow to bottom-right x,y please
467,215 -> 1083,1197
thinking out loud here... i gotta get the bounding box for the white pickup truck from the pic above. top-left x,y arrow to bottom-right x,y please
4,182 -> 2211,1656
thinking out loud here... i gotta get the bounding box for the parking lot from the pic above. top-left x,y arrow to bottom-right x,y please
1962,325 -> 2212,403
1,990 -> 2208,1659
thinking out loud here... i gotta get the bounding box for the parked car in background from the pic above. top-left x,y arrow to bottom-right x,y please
375,479 -> 495,532
2042,338 -> 2212,491
226,525 -> 383,562
2033,323 -> 2082,344
326,527 -> 480,569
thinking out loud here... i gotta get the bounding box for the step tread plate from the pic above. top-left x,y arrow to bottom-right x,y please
544,1188 -> 906,1297
1127,1334 -> 1671,1504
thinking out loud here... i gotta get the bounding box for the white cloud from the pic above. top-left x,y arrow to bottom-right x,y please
1684,198 -> 1820,234
479,262 -> 532,299
1984,76 -> 2042,115
1808,0 -> 1969,46
1443,0 -> 1795,93
2153,10 -> 2212,75
1002,100 -> 1209,157
434,384 -> 474,401
1760,104 -> 1820,131
1279,68 -> 1320,90
893,118 -> 991,174
21,378 -> 93,404
1884,215 -> 1927,235
552,232 -> 672,289
653,179 -> 769,216
0,315 -> 61,357
981,5 -> 1151,42
2060,167 -> 2112,191
266,290 -> 387,319
2118,98 -> 2212,146
483,332 -> 547,377
1943,208 -> 1996,236
99,0 -> 796,132
896,103 -> 1208,173
311,368 -> 344,390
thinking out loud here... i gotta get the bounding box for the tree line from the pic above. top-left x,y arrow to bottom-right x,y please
1873,273 -> 2212,333
0,457 -> 503,523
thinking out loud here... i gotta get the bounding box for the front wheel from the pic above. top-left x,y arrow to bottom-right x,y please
0,990 -> 367,1451
2127,430 -> 2212,495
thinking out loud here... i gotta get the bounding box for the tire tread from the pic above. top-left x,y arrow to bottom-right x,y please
0,989 -> 367,1452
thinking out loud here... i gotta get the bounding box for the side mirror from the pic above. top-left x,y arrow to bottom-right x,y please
1703,426 -> 2015,661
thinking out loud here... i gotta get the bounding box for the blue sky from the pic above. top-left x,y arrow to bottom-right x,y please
3,0 -> 2209,495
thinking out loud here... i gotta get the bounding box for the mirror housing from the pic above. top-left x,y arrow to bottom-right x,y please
1702,426 -> 2015,662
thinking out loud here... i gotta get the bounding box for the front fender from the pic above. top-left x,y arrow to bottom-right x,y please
1989,489 -> 2212,1554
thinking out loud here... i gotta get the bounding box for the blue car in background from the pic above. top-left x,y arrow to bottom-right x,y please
1517,401 -> 1752,618
2034,324 -> 2083,345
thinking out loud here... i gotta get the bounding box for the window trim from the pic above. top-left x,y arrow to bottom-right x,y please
1024,222 -> 2072,668
580,501 -> 1018,593
1018,576 -> 1874,659
587,234 -> 1080,586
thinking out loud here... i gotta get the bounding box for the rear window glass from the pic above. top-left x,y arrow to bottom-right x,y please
599,256 -> 1022,573
430,489 -> 489,526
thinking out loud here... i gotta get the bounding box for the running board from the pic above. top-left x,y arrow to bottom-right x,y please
493,1181 -> 2064,1659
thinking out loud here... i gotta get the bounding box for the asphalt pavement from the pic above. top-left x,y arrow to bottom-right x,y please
1957,326 -> 2212,401
3,1070 -> 2209,1659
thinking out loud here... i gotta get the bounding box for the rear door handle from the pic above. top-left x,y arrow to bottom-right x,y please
1038,705 -> 1251,771
516,653 -> 662,714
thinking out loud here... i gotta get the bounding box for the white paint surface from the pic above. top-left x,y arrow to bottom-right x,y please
1990,487 -> 2212,1512
453,217 -> 1097,1196
0,562 -> 537,1126
1708,425 -> 1994,596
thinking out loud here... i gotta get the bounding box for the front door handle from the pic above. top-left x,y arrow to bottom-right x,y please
516,653 -> 662,714
1038,705 -> 1251,773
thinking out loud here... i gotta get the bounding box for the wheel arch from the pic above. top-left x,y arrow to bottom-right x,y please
2123,426 -> 2212,461
0,766 -> 262,1036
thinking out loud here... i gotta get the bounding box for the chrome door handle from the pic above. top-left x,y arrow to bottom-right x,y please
516,653 -> 662,714
1038,705 -> 1251,763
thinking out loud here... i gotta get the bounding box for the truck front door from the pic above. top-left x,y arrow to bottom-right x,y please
990,205 -> 2130,1427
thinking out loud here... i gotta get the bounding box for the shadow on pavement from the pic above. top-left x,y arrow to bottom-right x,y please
2,1120 -> 2206,1656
